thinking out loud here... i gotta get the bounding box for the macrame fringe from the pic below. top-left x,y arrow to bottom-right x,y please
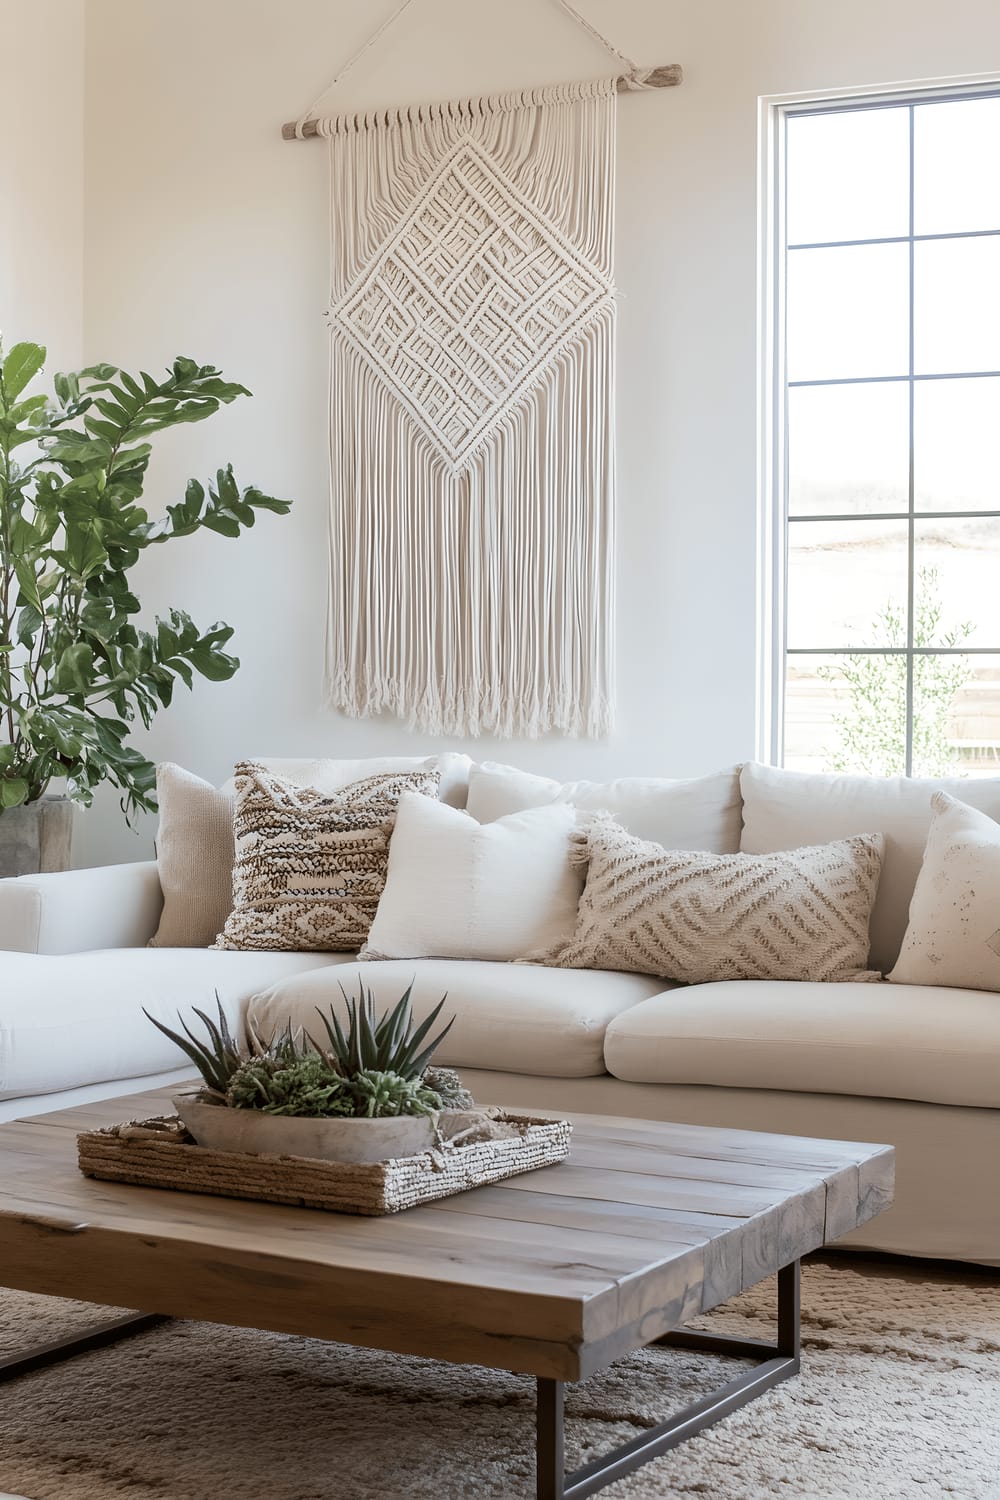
325,85 -> 616,738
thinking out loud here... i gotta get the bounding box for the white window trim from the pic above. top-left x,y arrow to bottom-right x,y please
755,70 -> 1000,767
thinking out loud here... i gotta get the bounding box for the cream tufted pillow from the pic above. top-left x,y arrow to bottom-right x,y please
537,816 -> 885,983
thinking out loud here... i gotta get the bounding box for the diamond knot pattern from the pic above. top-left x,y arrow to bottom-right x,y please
331,136 -> 612,471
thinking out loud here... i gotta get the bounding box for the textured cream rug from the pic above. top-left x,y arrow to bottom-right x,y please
1,1257 -> 998,1500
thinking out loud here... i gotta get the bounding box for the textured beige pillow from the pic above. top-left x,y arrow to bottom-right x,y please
149,764 -> 235,948
215,763 -> 438,952
539,818 -> 885,983
889,792 -> 1000,992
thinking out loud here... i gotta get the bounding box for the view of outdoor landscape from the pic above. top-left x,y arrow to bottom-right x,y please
782,95 -> 1000,777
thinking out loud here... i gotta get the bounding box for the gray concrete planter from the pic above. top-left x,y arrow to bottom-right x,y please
0,796 -> 74,878
174,1097 -> 440,1164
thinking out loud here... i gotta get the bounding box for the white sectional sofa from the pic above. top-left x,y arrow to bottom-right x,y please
1,759 -> 998,1268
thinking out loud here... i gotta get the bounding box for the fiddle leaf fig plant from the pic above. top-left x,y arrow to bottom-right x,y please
0,338 -> 291,821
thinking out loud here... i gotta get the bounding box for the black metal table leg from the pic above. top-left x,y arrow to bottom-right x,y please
0,1311 -> 169,1383
536,1378 -> 565,1500
536,1260 -> 801,1500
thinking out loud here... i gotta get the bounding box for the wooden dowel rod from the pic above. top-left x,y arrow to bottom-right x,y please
281,64 -> 682,138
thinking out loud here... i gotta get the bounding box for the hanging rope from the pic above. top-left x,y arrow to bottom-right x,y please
294,0 -> 418,135
294,0 -> 647,135
550,0 -> 638,71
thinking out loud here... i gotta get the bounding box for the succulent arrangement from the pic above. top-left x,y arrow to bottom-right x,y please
145,983 -> 474,1121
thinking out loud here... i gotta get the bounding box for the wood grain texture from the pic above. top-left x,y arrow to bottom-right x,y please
0,1088 -> 893,1381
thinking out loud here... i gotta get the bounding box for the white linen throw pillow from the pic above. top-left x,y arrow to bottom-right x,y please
889,792 -> 1000,992
362,794 -> 582,962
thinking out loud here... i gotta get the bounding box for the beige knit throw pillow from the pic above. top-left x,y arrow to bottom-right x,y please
538,817 -> 885,983
215,763 -> 439,953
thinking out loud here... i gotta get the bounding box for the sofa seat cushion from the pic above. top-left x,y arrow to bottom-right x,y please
249,960 -> 671,1078
0,949 -> 351,1102
604,979 -> 1000,1108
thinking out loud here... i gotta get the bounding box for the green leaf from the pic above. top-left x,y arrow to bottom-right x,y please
13,557 -> 43,611
9,394 -> 49,424
52,643 -> 95,694
16,604 -> 42,649
156,619 -> 180,659
60,523 -> 108,579
2,343 -> 46,401
201,512 -> 241,538
0,745 -> 16,770
0,779 -> 31,809
188,643 -> 239,681
53,371 -> 79,405
45,431 -> 113,465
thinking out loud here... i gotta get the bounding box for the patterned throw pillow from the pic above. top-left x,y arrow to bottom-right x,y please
537,817 -> 885,983
214,763 -> 439,953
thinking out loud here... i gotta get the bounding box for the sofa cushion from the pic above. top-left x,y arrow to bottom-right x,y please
604,979 -> 1000,1108
740,762 -> 1000,973
150,763 -> 235,948
538,817 -> 884,984
248,960 -> 670,1078
0,949 -> 350,1102
466,763 -> 743,853
215,764 -> 438,953
889,793 -> 1000,993
362,796 -> 582,962
151,752 -> 472,949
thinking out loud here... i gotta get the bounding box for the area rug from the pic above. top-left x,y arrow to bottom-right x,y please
1,1257 -> 998,1500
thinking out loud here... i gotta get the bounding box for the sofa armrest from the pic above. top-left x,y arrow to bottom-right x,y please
0,862 -> 163,954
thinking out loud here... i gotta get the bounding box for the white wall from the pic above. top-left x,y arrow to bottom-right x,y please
0,0 -> 85,380
77,0 -> 1000,866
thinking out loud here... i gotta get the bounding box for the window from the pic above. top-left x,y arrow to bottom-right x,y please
772,89 -> 1000,778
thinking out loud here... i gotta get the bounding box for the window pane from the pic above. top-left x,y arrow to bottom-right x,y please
914,237 -> 1000,374
938,654 -> 1000,777
787,520 -> 909,649
787,244 -> 908,381
786,108 -> 910,244
914,97 -> 1000,235
914,377 -> 1000,511
913,518 -> 1000,644
785,653 -> 908,775
788,382 -> 909,516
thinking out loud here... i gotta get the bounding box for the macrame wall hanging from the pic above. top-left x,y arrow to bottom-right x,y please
284,1 -> 681,738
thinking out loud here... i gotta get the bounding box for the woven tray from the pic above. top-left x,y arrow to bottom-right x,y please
77,1111 -> 572,1216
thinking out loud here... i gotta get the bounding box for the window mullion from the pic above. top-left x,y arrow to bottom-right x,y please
905,105 -> 916,777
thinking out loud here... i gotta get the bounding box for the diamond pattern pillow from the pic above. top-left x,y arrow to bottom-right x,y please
214,763 -> 438,953
537,817 -> 885,983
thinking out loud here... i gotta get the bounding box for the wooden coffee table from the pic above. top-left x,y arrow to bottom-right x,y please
0,1085 -> 893,1498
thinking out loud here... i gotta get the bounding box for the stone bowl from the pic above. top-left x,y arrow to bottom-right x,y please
172,1097 -> 439,1164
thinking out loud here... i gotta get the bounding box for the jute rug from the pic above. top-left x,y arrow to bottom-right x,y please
1,1256 -> 997,1500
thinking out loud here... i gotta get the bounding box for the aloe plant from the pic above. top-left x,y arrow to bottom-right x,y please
314,982 -> 454,1081
145,986 -> 462,1120
144,996 -> 248,1096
